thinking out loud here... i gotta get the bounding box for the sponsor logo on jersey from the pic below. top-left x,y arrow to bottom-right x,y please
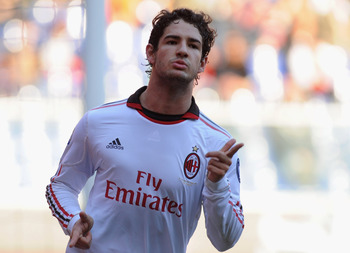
106,138 -> 124,150
105,170 -> 183,218
183,146 -> 200,179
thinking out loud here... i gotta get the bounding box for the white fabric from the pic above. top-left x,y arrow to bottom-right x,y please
46,96 -> 244,253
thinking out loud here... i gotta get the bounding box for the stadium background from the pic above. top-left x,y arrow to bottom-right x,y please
1,0 -> 350,252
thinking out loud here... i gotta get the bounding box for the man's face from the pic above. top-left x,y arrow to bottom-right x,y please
147,19 -> 207,85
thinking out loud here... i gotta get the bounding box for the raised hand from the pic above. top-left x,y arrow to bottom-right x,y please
205,139 -> 244,182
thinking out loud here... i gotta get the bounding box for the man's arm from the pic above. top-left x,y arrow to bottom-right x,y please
45,113 -> 95,237
203,139 -> 244,251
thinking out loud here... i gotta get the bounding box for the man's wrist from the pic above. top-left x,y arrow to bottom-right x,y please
67,213 -> 81,235
205,176 -> 228,193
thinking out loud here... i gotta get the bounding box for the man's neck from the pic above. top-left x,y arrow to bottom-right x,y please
140,80 -> 193,115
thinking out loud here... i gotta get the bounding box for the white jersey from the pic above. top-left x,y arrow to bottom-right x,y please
46,86 -> 244,253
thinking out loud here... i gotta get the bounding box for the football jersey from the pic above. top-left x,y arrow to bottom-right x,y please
46,86 -> 244,253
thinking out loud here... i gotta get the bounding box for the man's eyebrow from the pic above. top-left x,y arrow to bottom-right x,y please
189,37 -> 202,44
164,35 -> 202,44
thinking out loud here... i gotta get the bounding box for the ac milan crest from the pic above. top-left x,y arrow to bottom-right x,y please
183,153 -> 200,179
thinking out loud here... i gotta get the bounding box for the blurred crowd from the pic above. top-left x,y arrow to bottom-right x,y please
0,0 -> 350,103
200,0 -> 350,103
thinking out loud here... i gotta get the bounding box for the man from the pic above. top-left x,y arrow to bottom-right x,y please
46,8 -> 244,253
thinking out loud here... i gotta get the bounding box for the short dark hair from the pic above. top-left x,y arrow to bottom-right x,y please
149,8 -> 216,59
146,8 -> 217,77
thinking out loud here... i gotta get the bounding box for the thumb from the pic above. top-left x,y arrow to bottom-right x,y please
79,211 -> 94,232
79,211 -> 88,222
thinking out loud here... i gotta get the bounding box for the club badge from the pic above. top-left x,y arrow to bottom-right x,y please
183,146 -> 200,179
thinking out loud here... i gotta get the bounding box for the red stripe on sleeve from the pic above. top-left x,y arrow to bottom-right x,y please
91,101 -> 127,111
49,205 -> 68,228
199,117 -> 230,138
49,184 -> 74,219
229,200 -> 244,228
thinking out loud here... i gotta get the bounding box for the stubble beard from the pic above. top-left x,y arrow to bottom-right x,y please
159,65 -> 197,89
152,54 -> 199,90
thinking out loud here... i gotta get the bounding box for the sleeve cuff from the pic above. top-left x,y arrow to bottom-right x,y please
67,213 -> 81,235
205,176 -> 229,193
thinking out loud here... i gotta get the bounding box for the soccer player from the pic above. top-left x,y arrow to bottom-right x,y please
46,8 -> 244,253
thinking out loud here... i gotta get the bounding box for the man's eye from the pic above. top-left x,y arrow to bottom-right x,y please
167,41 -> 177,45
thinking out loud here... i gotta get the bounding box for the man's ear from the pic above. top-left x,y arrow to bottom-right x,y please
198,56 -> 208,73
146,44 -> 155,65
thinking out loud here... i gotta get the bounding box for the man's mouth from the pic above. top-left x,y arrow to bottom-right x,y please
172,60 -> 188,70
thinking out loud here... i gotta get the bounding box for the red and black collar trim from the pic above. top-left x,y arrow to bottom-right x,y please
127,86 -> 199,123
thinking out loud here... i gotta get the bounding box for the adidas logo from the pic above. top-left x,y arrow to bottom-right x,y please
106,138 -> 124,150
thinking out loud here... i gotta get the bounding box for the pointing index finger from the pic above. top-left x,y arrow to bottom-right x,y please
220,139 -> 237,152
69,230 -> 81,248
226,142 -> 244,158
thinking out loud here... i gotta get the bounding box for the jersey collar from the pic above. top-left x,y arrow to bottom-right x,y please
127,86 -> 199,123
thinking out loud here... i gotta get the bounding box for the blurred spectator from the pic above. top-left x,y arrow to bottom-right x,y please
0,0 -> 349,103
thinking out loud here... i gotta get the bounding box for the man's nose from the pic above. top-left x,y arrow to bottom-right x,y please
176,41 -> 188,57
